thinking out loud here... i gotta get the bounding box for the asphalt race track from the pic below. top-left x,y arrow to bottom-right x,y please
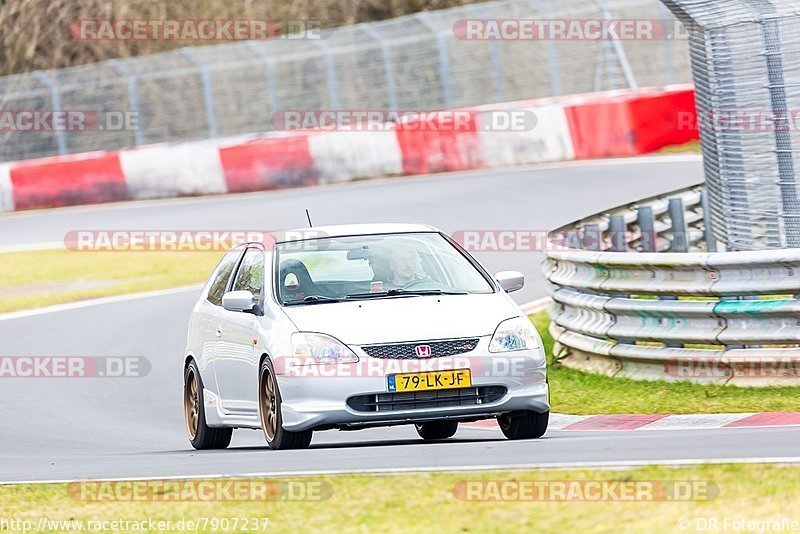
5,155 -> 797,484
0,156 -> 702,302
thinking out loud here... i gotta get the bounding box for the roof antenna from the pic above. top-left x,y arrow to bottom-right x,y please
305,209 -> 314,228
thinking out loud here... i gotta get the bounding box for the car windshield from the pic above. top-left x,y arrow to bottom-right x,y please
275,232 -> 495,305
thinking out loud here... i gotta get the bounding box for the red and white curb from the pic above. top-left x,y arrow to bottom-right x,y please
0,85 -> 697,212
465,412 -> 800,431
513,300 -> 800,431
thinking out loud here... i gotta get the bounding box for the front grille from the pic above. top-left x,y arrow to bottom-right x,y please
361,338 -> 480,359
347,386 -> 507,413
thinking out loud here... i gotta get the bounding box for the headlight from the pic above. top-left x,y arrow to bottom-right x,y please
291,332 -> 359,364
489,317 -> 541,353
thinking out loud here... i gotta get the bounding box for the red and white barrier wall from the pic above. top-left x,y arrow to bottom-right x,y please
0,84 -> 698,212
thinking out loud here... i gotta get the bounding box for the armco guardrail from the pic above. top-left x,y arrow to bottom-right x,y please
543,183 -> 800,386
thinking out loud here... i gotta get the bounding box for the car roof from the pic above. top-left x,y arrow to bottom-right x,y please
270,223 -> 441,244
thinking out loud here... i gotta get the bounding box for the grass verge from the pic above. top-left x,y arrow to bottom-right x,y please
0,249 -> 221,313
1,464 -> 797,533
1,248 -> 796,414
530,311 -> 799,414
659,140 -> 701,153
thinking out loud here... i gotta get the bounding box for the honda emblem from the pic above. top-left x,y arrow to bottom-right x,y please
415,344 -> 432,358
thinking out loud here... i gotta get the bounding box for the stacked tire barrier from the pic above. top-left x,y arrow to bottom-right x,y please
0,85 -> 697,212
544,184 -> 800,386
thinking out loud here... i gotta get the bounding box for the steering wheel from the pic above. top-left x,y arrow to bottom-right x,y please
401,278 -> 435,290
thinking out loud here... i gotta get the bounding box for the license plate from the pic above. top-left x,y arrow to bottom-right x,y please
387,369 -> 472,393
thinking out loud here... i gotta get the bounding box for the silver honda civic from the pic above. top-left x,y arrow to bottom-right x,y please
183,223 -> 549,450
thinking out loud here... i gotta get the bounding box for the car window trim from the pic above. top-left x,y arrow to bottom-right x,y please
439,232 -> 499,293
229,245 -> 266,315
206,244 -> 247,307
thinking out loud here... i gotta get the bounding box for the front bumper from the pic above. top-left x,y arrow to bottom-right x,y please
275,340 -> 549,432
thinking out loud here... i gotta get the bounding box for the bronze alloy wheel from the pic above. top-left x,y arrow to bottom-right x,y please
184,366 -> 199,440
260,365 -> 278,441
257,358 -> 312,450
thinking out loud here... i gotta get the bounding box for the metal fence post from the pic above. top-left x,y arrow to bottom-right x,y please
245,42 -> 281,116
181,48 -> 219,139
594,0 -> 639,90
468,4 -> 506,102
360,24 -> 398,110
761,15 -> 800,247
637,206 -> 657,252
416,13 -> 453,109
32,71 -> 68,155
108,59 -> 144,147
700,188 -> 717,252
564,230 -> 583,249
582,224 -> 603,251
608,215 -> 628,251
529,0 -> 562,96
668,198 -> 689,252
312,41 -> 341,109
657,2 -> 676,86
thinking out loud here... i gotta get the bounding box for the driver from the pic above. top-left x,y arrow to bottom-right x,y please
386,246 -> 420,288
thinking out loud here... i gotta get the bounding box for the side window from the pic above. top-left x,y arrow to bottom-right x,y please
206,249 -> 242,306
232,248 -> 265,302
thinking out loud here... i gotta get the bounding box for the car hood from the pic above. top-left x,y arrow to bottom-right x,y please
280,293 -> 521,345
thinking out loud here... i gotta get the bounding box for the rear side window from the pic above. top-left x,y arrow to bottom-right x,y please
207,249 -> 243,306
232,248 -> 265,301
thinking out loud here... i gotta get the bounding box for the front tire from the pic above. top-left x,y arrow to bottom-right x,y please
498,410 -> 549,440
415,420 -> 458,440
259,358 -> 313,450
184,360 -> 233,450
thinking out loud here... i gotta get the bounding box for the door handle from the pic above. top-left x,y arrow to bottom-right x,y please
215,327 -> 223,338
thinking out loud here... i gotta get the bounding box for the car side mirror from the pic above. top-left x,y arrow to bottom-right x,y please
222,290 -> 256,313
495,271 -> 524,293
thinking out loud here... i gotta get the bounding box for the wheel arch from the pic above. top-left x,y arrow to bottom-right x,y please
258,351 -> 272,369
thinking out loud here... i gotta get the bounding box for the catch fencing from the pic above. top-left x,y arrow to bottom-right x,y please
0,0 -> 690,163
659,0 -> 800,250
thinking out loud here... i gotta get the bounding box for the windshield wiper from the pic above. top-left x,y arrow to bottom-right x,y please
284,295 -> 342,306
387,288 -> 467,296
345,289 -> 468,300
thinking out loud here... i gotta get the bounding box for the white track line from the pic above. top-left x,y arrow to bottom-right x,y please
3,456 -> 799,486
0,241 -> 65,254
0,284 -> 202,322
